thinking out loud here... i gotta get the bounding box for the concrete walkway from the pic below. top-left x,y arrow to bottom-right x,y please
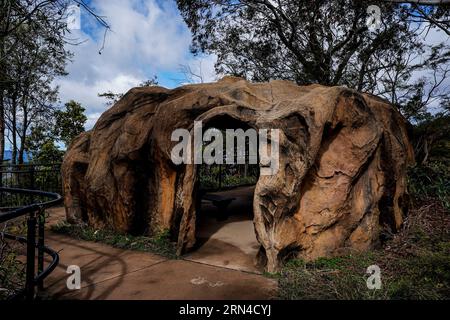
185,186 -> 261,273
43,207 -> 277,300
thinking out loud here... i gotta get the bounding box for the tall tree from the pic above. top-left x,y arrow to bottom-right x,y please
25,124 -> 63,163
26,100 -> 87,162
177,0 -> 449,115
0,0 -> 110,163
178,0 -> 450,185
3,3 -> 68,164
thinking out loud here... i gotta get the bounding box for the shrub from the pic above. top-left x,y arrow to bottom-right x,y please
408,161 -> 450,211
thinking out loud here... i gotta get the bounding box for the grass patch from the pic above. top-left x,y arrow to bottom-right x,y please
276,199 -> 450,300
51,222 -> 177,259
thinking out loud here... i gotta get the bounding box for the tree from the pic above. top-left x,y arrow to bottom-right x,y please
406,2 -> 450,36
2,3 -> 69,164
54,100 -> 87,147
98,77 -> 159,106
26,124 -> 49,157
26,124 -> 64,163
25,100 -> 87,162
0,1 -> 110,45
33,139 -> 65,163
177,60 -> 207,84
177,1 -> 449,110
178,0 -> 450,173
0,0 -> 110,164
0,1 -> 67,164
179,1 -> 402,84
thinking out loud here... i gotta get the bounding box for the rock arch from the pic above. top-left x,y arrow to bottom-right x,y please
62,77 -> 414,271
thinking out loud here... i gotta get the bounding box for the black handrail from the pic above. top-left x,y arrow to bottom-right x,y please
0,163 -> 62,167
0,163 -> 62,195
0,187 -> 62,300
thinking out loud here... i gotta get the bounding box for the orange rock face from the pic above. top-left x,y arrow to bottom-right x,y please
62,77 -> 414,271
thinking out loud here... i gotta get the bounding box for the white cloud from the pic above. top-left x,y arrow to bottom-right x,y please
55,0 -> 217,129
57,73 -> 142,115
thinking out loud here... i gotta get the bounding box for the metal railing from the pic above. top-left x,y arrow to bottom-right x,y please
0,187 -> 62,300
199,162 -> 259,191
0,163 -> 62,195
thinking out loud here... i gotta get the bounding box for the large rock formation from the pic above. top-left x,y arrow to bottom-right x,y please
62,77 -> 414,271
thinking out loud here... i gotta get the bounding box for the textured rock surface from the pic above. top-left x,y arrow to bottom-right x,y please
62,77 -> 414,271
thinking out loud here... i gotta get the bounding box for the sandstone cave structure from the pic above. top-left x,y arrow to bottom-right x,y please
62,77 -> 414,272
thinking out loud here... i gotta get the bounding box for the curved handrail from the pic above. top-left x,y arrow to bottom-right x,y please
0,187 -> 62,300
0,187 -> 62,222
2,232 -> 60,280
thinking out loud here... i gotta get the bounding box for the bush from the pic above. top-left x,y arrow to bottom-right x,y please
408,161 -> 450,210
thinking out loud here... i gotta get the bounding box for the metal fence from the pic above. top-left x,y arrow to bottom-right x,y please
199,162 -> 259,191
0,164 -> 62,300
0,163 -> 62,195
0,187 -> 62,300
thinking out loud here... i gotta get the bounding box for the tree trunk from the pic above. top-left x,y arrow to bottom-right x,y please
0,88 -> 4,165
421,139 -> 429,165
0,37 -> 5,164
11,95 -> 17,164
18,103 -> 27,164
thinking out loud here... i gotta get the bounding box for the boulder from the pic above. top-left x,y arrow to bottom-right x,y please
62,77 -> 414,271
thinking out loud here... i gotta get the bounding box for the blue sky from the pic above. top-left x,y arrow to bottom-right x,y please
55,0 -> 218,128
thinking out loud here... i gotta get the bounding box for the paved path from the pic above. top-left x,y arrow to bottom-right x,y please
43,207 -> 277,300
185,186 -> 260,273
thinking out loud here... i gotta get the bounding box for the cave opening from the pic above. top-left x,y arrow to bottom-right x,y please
184,115 -> 263,272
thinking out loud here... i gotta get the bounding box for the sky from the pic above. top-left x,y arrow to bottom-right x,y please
55,0 -> 218,129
